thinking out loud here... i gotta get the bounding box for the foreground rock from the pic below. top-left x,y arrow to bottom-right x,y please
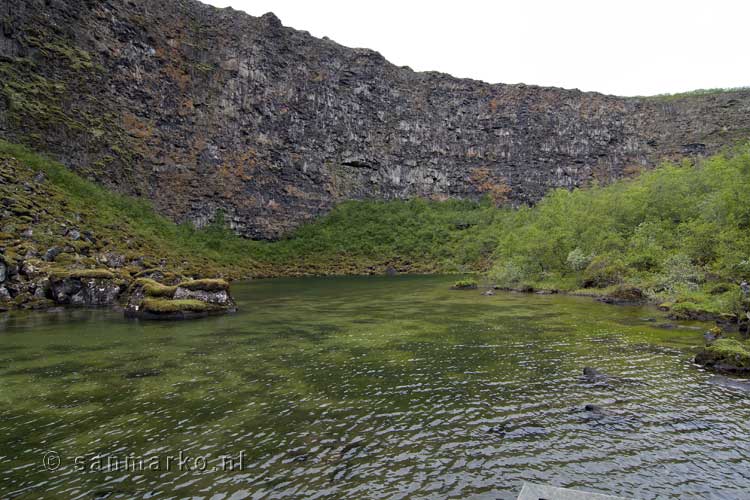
694,339 -> 750,374
125,278 -> 237,320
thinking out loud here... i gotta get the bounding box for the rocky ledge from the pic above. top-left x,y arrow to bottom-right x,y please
124,277 -> 237,320
0,257 -> 237,320
694,338 -> 750,374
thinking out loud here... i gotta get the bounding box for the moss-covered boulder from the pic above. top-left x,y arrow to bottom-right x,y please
451,279 -> 478,290
125,277 -> 236,320
694,339 -> 750,373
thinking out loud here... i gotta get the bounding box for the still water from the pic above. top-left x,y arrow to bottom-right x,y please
1,275 -> 749,499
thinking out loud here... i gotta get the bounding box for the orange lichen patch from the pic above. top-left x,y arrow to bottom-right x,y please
284,184 -> 317,200
178,97 -> 194,116
266,199 -> 280,210
121,111 -> 154,139
469,167 -> 511,207
163,62 -> 191,91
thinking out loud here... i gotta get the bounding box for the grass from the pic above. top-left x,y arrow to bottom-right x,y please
134,278 -> 177,298
178,279 -> 229,291
49,269 -> 116,280
141,298 -> 223,313
643,87 -> 750,100
451,279 -> 478,289
0,140 -> 503,279
695,339 -> 750,371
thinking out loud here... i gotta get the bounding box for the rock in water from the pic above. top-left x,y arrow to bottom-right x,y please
695,339 -> 750,374
125,278 -> 237,320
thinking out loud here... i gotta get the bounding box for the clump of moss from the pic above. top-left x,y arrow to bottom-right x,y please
50,268 -> 115,280
695,339 -> 750,373
178,278 -> 229,292
141,298 -> 223,314
451,279 -> 478,290
134,278 -> 176,298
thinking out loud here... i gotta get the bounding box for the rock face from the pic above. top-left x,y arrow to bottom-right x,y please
49,271 -> 124,306
2,0 -> 750,239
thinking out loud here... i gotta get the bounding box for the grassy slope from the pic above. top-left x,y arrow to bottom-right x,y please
0,141 -> 501,280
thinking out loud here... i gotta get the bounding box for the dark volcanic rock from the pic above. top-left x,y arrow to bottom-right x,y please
49,272 -> 124,306
3,0 -> 750,239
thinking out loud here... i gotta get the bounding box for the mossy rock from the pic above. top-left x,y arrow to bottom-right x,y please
133,278 -> 176,298
668,301 -> 719,321
695,339 -> 750,373
50,268 -> 115,280
451,279 -> 478,290
141,298 -> 223,314
178,278 -> 229,292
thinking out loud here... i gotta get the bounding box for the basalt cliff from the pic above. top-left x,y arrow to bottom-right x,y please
2,0 -> 750,239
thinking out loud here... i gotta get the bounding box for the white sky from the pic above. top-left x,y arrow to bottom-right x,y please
203,0 -> 749,96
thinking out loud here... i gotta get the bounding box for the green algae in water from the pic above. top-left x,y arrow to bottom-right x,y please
1,275 -> 749,499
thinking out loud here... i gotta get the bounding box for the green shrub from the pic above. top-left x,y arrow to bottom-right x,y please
581,256 -> 626,288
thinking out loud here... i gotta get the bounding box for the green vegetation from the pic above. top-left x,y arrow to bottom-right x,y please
452,279 -> 478,289
134,278 -> 177,298
695,338 -> 750,372
141,298 -> 223,314
645,87 -> 750,101
489,145 -> 750,319
5,138 -> 750,319
178,278 -> 229,291
0,140 -> 502,279
50,269 -> 116,280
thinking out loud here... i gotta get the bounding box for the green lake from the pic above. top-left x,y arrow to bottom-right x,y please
1,275 -> 749,499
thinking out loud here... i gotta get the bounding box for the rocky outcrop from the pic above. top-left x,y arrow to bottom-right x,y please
125,277 -> 236,319
2,0 -> 750,239
695,339 -> 750,374
48,269 -> 125,306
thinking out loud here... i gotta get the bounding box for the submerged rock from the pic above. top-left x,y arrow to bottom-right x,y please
695,339 -> 750,374
707,375 -> 750,392
581,367 -> 642,386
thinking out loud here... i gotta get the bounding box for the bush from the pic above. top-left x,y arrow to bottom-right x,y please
582,256 -> 626,288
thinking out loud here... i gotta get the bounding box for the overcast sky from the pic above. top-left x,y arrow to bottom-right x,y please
203,0 -> 749,97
